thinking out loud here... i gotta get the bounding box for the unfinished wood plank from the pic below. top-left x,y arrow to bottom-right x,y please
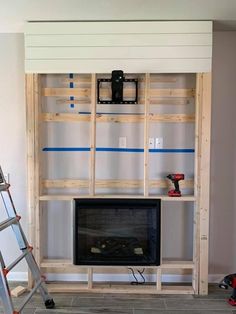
56,98 -> 192,106
89,74 -> 96,196
198,73 -> 212,295
25,74 -> 43,288
42,179 -> 194,189
42,113 -> 195,123
46,282 -> 194,294
39,194 -> 196,202
144,73 -> 150,196
42,88 -> 195,98
156,268 -> 161,291
161,260 -> 194,269
88,268 -> 93,289
33,74 -> 42,269
11,286 -> 27,297
25,74 -> 35,289
192,73 -> 203,294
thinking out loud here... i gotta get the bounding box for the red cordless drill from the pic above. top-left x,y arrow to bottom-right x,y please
219,274 -> 236,306
166,174 -> 184,197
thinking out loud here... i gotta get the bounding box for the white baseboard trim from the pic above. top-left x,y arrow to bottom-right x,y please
7,272 -> 28,281
7,272 -> 225,283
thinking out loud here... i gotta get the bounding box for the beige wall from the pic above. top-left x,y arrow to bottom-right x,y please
0,31 -> 235,279
209,31 -> 236,275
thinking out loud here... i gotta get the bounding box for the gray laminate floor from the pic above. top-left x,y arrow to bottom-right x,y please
1,284 -> 236,314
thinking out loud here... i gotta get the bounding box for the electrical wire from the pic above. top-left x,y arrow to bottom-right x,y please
128,267 -> 145,285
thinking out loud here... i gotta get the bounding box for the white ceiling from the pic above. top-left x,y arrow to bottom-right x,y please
1,0 -> 236,32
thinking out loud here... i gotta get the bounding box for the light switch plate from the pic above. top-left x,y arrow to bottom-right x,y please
149,138 -> 155,149
155,137 -> 163,149
119,137 -> 127,148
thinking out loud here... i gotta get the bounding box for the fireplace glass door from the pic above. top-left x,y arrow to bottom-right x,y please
73,199 -> 161,266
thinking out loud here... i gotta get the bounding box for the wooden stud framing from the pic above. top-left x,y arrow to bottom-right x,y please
89,74 -> 96,196
26,72 -> 212,295
144,73 -> 150,196
41,113 -> 195,123
42,179 -> 194,189
198,73 -> 212,295
42,87 -> 195,98
25,74 -> 41,288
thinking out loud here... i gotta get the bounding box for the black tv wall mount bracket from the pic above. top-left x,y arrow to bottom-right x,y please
97,70 -> 138,104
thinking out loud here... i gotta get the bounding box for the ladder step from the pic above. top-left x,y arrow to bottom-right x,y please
0,184 -> 9,192
5,248 -> 33,275
0,216 -> 19,232
17,278 -> 44,313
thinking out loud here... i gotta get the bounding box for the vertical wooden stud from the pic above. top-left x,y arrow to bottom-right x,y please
26,73 -> 41,288
192,73 -> 203,294
90,74 -> 96,195
198,73 -> 212,295
144,73 -> 150,196
87,267 -> 93,289
156,268 -> 161,291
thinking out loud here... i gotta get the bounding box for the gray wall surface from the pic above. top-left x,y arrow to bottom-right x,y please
209,32 -> 236,275
0,31 -> 235,279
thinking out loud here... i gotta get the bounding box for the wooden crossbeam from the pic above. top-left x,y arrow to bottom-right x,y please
56,98 -> 192,106
41,113 -> 195,123
42,179 -> 194,189
62,75 -> 178,84
42,88 -> 195,98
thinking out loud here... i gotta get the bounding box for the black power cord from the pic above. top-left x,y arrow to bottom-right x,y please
128,267 -> 145,285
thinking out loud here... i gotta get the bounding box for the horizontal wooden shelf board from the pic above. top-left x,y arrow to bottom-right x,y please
42,113 -> 195,123
39,194 -> 196,201
42,88 -> 195,98
42,179 -> 194,189
41,259 -> 194,270
46,282 -> 194,294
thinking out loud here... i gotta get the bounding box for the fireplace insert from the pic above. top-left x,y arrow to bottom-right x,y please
73,198 -> 161,266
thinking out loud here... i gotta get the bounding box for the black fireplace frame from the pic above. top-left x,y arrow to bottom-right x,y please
73,198 -> 161,266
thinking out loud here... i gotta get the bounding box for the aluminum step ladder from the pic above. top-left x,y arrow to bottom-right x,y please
0,166 -> 55,313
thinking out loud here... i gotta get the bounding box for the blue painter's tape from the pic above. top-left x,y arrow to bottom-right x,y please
42,147 -> 195,153
43,147 -> 90,152
96,148 -> 143,152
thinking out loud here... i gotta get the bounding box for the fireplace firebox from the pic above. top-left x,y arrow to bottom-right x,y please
73,198 -> 161,266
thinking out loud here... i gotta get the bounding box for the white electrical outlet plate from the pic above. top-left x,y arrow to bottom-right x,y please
155,137 -> 163,149
119,137 -> 127,148
149,138 -> 155,149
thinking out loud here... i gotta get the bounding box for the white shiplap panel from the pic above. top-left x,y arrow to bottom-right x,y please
26,46 -> 212,60
25,58 -> 212,73
25,21 -> 212,35
24,21 -> 212,73
25,33 -> 212,47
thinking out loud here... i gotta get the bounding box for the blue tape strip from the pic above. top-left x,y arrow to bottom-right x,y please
43,147 -> 90,152
69,73 -> 74,108
42,147 -> 194,153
